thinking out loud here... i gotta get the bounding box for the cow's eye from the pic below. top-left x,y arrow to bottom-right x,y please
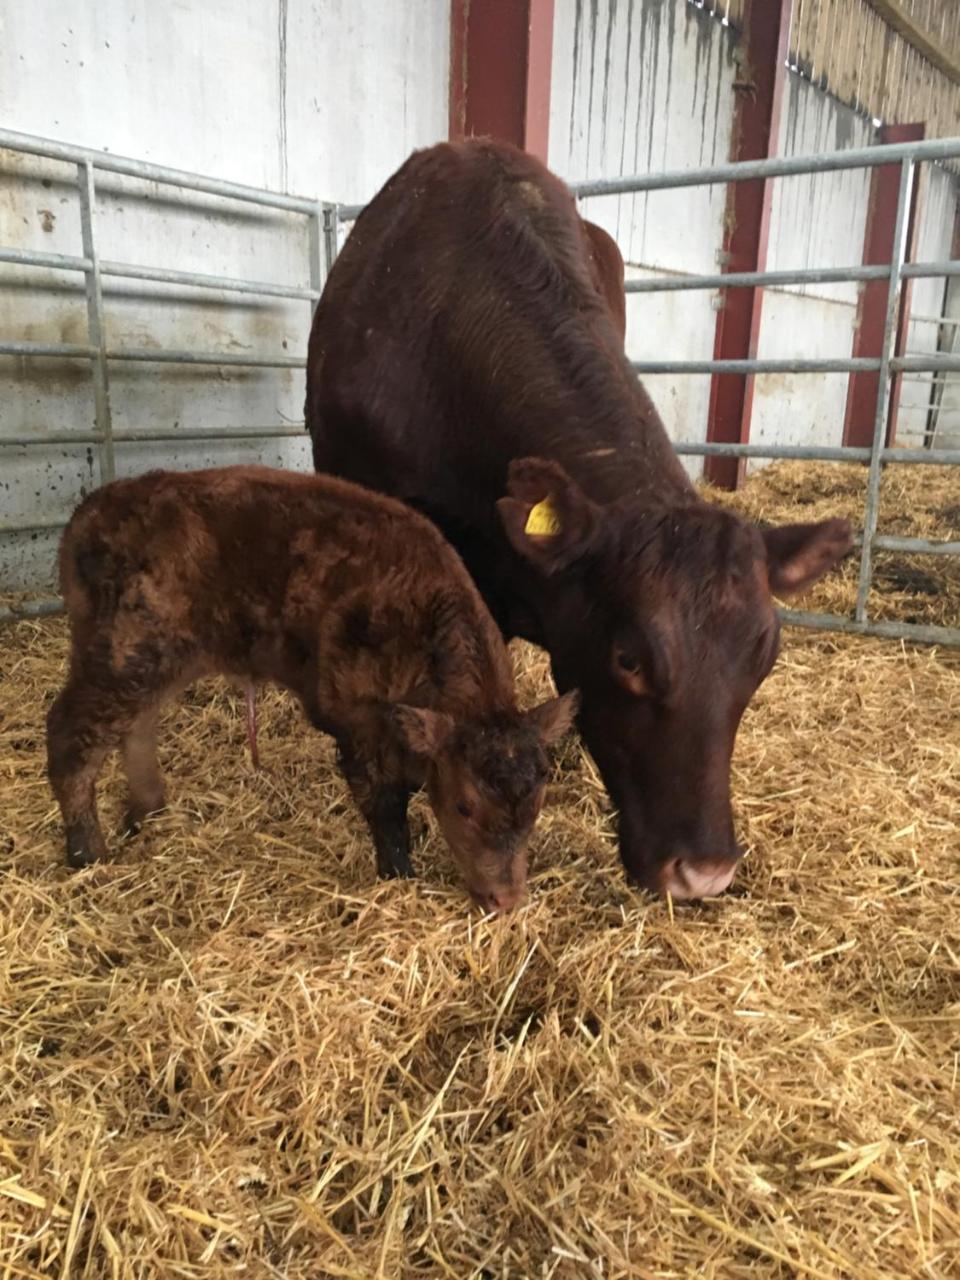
611,641 -> 652,698
456,801 -> 473,819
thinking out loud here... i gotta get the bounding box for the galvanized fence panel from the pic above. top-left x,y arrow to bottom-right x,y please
0,126 -> 326,622
2,128 -> 959,645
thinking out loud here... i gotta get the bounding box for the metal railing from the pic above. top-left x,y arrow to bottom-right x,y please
563,134 -> 960,647
0,126 -> 338,622
3,130 -> 959,645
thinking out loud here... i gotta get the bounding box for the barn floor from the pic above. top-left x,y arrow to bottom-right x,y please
1,463 -> 958,1278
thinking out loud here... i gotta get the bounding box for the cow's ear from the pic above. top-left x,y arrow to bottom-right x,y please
763,518 -> 854,597
496,457 -> 602,574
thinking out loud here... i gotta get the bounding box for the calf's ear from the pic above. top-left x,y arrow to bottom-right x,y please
392,705 -> 455,758
497,458 -> 602,574
523,689 -> 580,743
763,518 -> 854,597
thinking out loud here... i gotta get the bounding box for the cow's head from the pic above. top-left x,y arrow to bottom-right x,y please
393,692 -> 578,912
497,457 -> 852,900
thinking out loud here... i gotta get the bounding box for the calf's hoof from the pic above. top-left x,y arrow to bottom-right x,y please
377,855 -> 416,881
64,839 -> 101,870
121,798 -> 166,839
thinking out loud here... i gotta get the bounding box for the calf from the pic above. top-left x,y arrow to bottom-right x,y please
46,466 -> 577,911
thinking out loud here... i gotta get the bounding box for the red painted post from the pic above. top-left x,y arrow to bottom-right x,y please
705,0 -> 793,491
843,123 -> 925,448
449,0 -> 555,162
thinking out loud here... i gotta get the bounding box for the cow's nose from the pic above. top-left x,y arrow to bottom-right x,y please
471,886 -> 523,914
659,855 -> 739,901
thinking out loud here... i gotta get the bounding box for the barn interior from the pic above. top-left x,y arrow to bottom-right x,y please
2,2 -> 959,1276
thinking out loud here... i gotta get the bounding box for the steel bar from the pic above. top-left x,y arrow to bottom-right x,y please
894,354 -> 960,374
630,355 -> 960,376
1,425 -> 305,447
308,203 -> 324,319
673,441 -> 959,464
626,263 -> 887,293
77,161 -> 115,482
108,425 -> 305,443
0,515 -> 67,533
856,159 -> 913,623
570,135 -> 960,198
322,202 -> 340,286
0,340 -> 96,358
1,244 -> 319,301
0,246 -> 91,272
623,259 -> 960,295
99,260 -> 318,301
1,340 -> 305,368
872,535 -> 960,555
106,348 -> 305,368
909,312 -> 960,326
0,599 -> 64,625
780,609 -> 960,646
0,126 -> 317,214
633,357 -> 882,374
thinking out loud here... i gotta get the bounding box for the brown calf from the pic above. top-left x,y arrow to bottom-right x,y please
46,466 -> 577,911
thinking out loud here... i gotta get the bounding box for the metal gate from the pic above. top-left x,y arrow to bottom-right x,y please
3,128 -> 959,646
0,127 -> 337,623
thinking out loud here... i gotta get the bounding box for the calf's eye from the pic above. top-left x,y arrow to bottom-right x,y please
456,801 -> 473,819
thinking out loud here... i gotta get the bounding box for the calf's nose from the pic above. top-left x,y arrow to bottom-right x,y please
659,855 -> 739,901
471,885 -> 523,914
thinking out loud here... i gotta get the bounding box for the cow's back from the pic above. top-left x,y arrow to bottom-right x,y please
306,141 -> 676,535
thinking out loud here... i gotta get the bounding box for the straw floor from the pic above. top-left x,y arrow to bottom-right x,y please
1,462 -> 958,1278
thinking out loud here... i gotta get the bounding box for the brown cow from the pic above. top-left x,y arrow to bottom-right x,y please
46,466 -> 577,911
305,140 -> 853,901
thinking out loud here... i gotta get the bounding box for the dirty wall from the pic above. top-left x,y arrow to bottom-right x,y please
0,0 -> 449,591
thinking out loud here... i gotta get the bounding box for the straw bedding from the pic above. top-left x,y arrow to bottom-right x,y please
1,462 -> 958,1279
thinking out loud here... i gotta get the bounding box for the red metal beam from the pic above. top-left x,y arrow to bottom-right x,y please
843,123 -> 925,448
449,0 -> 555,162
705,0 -> 793,490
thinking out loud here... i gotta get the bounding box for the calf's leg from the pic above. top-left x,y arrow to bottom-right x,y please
47,680 -> 130,868
121,706 -> 166,835
336,738 -> 415,879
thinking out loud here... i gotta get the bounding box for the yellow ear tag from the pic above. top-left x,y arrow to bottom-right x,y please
524,498 -> 561,537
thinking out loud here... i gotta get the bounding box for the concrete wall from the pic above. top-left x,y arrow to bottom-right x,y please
0,0 -> 449,591
549,0 -> 738,461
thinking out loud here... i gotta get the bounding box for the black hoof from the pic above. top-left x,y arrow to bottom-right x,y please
120,811 -> 144,839
65,843 -> 100,870
121,801 -> 164,839
377,857 -> 416,881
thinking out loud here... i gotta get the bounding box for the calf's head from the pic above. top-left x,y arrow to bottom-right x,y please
393,692 -> 578,912
498,458 -> 853,900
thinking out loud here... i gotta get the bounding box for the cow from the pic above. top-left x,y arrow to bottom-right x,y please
304,139 -> 853,902
46,465 -> 577,912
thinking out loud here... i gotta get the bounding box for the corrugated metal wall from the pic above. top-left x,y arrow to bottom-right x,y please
549,0 -> 738,461
550,0 -> 959,469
